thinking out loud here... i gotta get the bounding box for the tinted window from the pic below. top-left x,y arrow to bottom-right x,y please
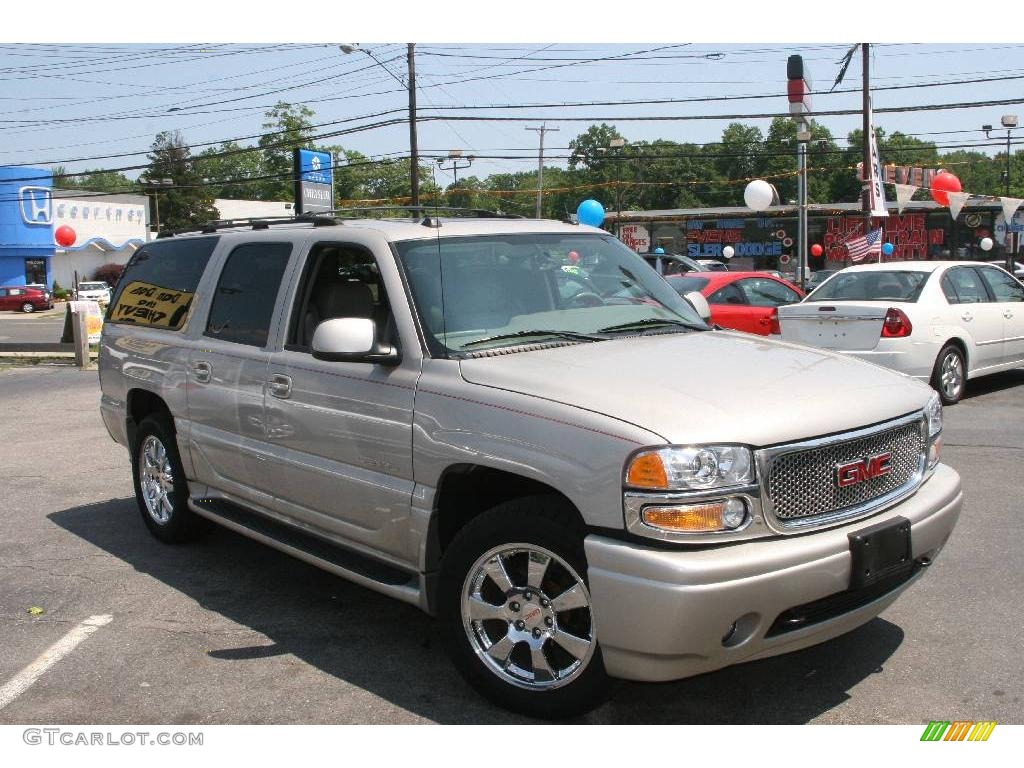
737,277 -> 801,307
107,237 -> 219,329
709,283 -> 746,305
665,276 -> 710,295
806,270 -> 929,302
205,243 -> 292,347
977,266 -> 1024,302
944,267 -> 989,304
940,273 -> 959,303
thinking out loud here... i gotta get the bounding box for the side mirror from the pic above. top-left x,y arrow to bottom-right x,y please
683,291 -> 712,322
311,317 -> 401,365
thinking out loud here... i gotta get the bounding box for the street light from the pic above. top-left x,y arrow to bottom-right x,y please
341,43 -> 420,206
140,178 -> 172,234
983,115 -> 1018,196
437,151 -> 474,188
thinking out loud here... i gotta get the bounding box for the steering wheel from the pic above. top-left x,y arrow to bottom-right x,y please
566,291 -> 605,308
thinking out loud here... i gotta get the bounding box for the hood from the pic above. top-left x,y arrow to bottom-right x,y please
458,331 -> 932,447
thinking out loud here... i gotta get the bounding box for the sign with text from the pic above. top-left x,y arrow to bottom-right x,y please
823,214 -> 944,262
684,217 -> 788,259
70,300 -> 104,343
618,224 -> 650,252
109,281 -> 194,330
293,148 -> 334,215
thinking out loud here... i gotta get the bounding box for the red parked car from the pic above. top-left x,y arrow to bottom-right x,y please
666,271 -> 804,335
0,285 -> 53,313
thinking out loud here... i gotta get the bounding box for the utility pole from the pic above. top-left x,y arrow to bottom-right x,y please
526,123 -> 559,219
407,43 -> 419,207
860,42 -> 871,269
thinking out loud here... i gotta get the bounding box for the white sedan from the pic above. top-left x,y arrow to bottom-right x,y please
778,261 -> 1024,404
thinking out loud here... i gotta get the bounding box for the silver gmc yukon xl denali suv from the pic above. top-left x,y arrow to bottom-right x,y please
98,213 -> 962,718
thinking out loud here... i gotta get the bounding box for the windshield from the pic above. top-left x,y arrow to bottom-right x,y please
395,233 -> 705,355
805,270 -> 930,303
79,282 -> 107,291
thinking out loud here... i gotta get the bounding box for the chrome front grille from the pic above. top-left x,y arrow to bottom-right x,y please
763,417 -> 926,528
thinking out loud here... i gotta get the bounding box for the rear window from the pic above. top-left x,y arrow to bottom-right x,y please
805,270 -> 930,303
107,237 -> 219,330
665,275 -> 710,295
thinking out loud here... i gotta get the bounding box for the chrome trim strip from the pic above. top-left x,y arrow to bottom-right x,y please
755,411 -> 928,535
623,485 -> 768,543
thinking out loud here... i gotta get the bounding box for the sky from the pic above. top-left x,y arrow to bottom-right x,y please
1,3 -> 1021,192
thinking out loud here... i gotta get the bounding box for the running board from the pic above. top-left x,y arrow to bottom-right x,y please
188,497 -> 423,609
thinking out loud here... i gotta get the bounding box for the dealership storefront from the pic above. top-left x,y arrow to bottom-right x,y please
609,200 -> 1016,274
0,165 -> 149,289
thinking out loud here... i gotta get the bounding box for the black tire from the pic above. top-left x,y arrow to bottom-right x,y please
438,496 -> 614,719
931,343 -> 966,405
21,302 -> 35,313
131,415 -> 210,543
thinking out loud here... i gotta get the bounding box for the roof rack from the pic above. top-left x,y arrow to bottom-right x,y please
156,213 -> 340,238
323,205 -> 525,220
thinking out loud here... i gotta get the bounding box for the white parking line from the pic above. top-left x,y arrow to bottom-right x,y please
0,614 -> 113,711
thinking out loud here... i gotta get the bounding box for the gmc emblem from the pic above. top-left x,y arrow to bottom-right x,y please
836,452 -> 893,488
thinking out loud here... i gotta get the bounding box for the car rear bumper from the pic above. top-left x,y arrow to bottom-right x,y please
830,341 -> 939,381
584,463 -> 961,682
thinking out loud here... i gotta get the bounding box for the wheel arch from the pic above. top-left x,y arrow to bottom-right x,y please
126,387 -> 173,448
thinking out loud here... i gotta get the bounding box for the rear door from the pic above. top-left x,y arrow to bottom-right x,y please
707,281 -> 757,333
977,265 -> 1024,365
942,266 -> 1005,369
186,241 -> 293,506
735,277 -> 802,335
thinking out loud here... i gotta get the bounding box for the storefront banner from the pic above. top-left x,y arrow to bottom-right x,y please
947,192 -> 971,221
866,102 -> 888,218
893,184 -> 917,214
1000,197 -> 1023,230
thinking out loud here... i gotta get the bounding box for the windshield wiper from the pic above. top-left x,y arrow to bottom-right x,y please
597,317 -> 707,334
460,329 -> 605,349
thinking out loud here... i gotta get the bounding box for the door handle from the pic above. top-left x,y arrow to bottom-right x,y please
1005,310 -> 1014,319
268,374 -> 292,399
961,312 -> 973,322
191,360 -> 212,384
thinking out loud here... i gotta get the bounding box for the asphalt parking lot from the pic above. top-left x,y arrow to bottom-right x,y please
0,364 -> 1021,725
0,306 -> 67,345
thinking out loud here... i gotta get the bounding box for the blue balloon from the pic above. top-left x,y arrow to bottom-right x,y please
882,242 -> 895,256
654,247 -> 665,254
576,199 -> 606,227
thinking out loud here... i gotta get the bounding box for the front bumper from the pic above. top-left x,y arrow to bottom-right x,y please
585,462 -> 962,682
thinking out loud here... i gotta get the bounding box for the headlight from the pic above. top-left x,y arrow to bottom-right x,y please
925,392 -> 942,438
625,445 -> 754,491
925,392 -> 943,468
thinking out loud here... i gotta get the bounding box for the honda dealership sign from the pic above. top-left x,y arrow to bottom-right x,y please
293,148 -> 334,215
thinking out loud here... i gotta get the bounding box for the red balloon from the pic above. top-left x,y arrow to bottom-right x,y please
930,171 -> 962,207
54,225 -> 76,247
810,244 -> 823,257
567,250 -> 580,263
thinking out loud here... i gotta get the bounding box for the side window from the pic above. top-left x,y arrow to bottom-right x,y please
107,236 -> 219,330
708,283 -> 746,305
204,242 -> 292,347
940,273 -> 959,304
737,277 -> 800,307
945,267 -> 989,304
977,266 -> 1024,302
287,243 -> 392,350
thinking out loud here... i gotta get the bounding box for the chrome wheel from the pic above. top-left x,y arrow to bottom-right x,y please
940,350 -> 964,401
139,435 -> 175,524
461,543 -> 596,691
21,302 -> 34,313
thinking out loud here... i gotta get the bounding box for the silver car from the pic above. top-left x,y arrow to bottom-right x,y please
98,214 -> 961,718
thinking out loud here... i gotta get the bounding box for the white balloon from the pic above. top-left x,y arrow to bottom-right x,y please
744,179 -> 774,211
979,237 -> 994,251
722,245 -> 735,259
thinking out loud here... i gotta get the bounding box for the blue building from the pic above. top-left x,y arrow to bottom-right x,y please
0,166 -> 54,287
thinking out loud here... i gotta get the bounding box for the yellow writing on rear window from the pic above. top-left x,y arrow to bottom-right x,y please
109,281 -> 194,330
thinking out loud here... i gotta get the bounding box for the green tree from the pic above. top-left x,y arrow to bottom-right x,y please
141,130 -> 218,232
194,141 -> 264,200
52,165 -> 133,193
256,102 -> 318,201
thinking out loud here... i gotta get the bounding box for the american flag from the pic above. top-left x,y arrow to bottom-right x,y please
844,228 -> 883,262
